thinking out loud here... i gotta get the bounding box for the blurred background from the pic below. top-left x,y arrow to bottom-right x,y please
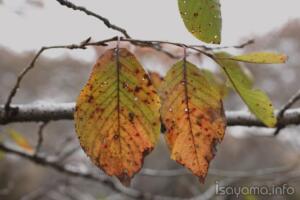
1,0 -> 300,199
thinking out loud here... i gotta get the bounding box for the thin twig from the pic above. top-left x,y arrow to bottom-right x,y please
54,136 -> 75,157
3,36 -> 210,114
34,121 -> 49,156
2,141 -> 299,199
0,142 -> 147,199
191,39 -> 255,51
55,0 -> 131,38
58,146 -> 80,162
274,89 -> 300,135
0,142 -> 244,200
140,160 -> 298,178
3,36 -> 112,116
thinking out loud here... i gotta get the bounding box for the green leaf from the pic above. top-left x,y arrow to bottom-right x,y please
178,0 -> 222,44
215,53 -> 277,127
201,69 -> 228,98
222,52 -> 288,64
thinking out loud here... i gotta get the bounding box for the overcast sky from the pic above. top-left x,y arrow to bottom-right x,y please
0,0 -> 300,61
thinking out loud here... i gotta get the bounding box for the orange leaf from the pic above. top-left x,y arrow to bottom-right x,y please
74,48 -> 161,186
148,71 -> 164,89
8,129 -> 33,153
160,60 -> 226,182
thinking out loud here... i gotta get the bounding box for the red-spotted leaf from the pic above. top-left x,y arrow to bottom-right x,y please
160,59 -> 226,182
74,48 -> 161,186
148,71 -> 164,90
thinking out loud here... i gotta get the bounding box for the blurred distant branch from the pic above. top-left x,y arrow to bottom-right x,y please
141,160 -> 298,178
0,142 -> 237,200
0,140 -> 297,200
0,142 -> 146,199
1,103 -> 300,128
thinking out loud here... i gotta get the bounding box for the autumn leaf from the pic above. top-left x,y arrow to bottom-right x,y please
159,59 -> 226,182
74,48 -> 161,185
8,129 -> 33,153
178,0 -> 222,44
148,71 -> 164,89
220,52 -> 288,64
215,52 -> 277,127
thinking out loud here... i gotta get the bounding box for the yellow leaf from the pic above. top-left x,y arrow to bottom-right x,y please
224,52 -> 288,64
160,60 -> 226,182
74,48 -> 161,186
8,129 -> 33,152
215,52 -> 277,127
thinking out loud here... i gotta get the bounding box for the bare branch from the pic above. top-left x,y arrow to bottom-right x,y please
3,37 -> 113,115
3,36 -> 211,115
1,140 -> 297,199
0,142 -> 239,200
1,103 -> 300,128
34,121 -> 49,156
0,143 -> 147,199
55,0 -> 131,38
58,146 -> 80,162
191,39 -> 255,51
274,88 -> 300,135
140,161 -> 298,178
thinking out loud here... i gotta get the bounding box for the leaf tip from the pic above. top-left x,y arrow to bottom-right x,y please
198,175 -> 207,184
267,117 -> 277,128
117,173 -> 132,187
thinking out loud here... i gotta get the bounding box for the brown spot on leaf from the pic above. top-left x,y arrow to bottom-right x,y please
134,86 -> 142,93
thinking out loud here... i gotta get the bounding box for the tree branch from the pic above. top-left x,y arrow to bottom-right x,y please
274,88 -> 300,135
1,103 -> 300,128
34,121 -> 49,156
0,142 -> 241,200
2,36 -> 207,115
191,39 -> 255,51
0,143 -> 147,199
140,161 -> 297,178
55,0 -> 131,38
3,37 -> 115,115
3,36 -> 251,117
